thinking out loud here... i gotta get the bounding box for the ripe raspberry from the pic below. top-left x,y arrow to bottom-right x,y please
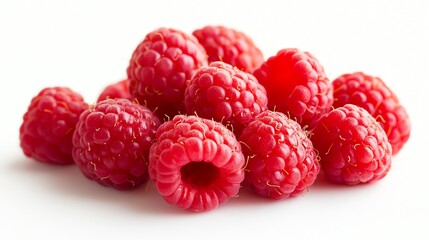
253,48 -> 333,129
193,25 -> 264,73
20,87 -> 88,165
149,115 -> 245,212
311,104 -> 392,185
97,79 -> 131,102
127,27 -> 208,119
184,61 -> 268,134
239,111 -> 320,199
72,98 -> 160,190
332,72 -> 411,155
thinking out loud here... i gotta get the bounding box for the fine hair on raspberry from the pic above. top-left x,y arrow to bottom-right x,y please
149,115 -> 245,212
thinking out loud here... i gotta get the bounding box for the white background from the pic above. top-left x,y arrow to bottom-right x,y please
1,0 -> 428,239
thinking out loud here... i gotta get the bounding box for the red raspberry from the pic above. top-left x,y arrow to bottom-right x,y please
20,87 -> 88,165
97,79 -> 131,102
127,27 -> 208,119
72,98 -> 160,190
253,48 -> 333,129
149,115 -> 245,212
184,61 -> 268,135
311,104 -> 392,185
332,72 -> 411,155
193,25 -> 264,73
239,111 -> 320,199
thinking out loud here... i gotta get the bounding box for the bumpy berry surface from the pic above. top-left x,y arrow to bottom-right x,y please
185,61 -> 268,134
311,104 -> 392,185
149,115 -> 245,212
193,25 -> 264,73
253,48 -> 333,129
97,79 -> 131,102
239,111 -> 319,199
20,87 -> 88,165
72,99 -> 160,190
333,72 -> 411,155
127,27 -> 208,119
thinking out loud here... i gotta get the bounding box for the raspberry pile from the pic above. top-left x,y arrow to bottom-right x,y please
19,25 -> 410,212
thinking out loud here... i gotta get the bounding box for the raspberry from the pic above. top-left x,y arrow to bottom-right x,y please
311,104 -> 392,185
97,79 -> 131,102
72,98 -> 160,190
239,111 -> 320,199
184,61 -> 268,135
253,48 -> 333,129
149,115 -> 245,212
193,25 -> 264,73
332,72 -> 411,155
20,87 -> 88,165
127,27 -> 208,119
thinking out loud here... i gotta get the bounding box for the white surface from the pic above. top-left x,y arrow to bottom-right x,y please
1,0 -> 428,239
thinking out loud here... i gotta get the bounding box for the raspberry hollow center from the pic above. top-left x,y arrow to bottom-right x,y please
180,162 -> 220,189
